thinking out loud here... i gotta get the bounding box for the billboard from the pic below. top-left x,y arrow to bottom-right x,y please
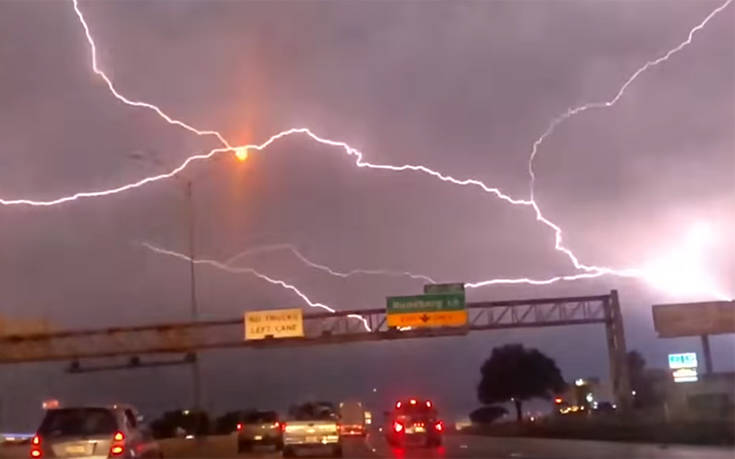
652,301 -> 735,337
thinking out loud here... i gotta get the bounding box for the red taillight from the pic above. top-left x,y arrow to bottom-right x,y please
393,421 -> 404,433
30,435 -> 42,458
109,431 -> 125,457
434,421 -> 444,432
425,400 -> 432,408
236,423 -> 244,432
280,422 -> 287,432
554,397 -> 563,405
395,401 -> 402,409
409,399 -> 417,405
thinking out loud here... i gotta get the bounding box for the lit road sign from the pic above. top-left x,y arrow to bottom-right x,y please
386,293 -> 467,328
668,352 -> 698,369
244,308 -> 304,340
672,368 -> 698,383
668,352 -> 699,383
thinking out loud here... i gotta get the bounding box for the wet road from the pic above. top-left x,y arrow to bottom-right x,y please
2,434 -> 733,458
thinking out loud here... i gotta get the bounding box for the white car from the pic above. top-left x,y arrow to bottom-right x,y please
282,403 -> 341,457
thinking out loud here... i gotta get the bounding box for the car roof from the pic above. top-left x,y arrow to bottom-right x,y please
46,405 -> 137,414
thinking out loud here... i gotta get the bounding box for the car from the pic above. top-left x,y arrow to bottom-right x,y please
282,402 -> 341,457
236,410 -> 283,452
29,405 -> 162,458
338,401 -> 366,436
385,398 -> 443,448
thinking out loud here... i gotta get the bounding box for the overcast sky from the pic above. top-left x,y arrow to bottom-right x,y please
0,0 -> 733,429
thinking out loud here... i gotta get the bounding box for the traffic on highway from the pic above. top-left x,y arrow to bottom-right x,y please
2,396 -> 734,458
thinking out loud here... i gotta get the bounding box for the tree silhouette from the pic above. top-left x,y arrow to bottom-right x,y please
477,344 -> 566,422
627,350 -> 665,409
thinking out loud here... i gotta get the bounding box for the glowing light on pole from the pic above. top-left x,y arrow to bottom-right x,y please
235,148 -> 249,162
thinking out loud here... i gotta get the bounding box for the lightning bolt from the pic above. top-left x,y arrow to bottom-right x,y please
71,0 -> 232,149
2,1 -> 729,299
140,242 -> 372,331
527,0 -> 734,199
222,242 -> 633,288
224,243 -> 437,283
523,0 -> 734,277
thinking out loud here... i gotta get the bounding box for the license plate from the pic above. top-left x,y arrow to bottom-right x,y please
65,445 -> 87,455
254,435 -> 263,441
305,436 -> 318,443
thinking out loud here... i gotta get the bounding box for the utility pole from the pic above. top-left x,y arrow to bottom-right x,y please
605,289 -> 632,412
185,180 -> 202,411
701,334 -> 714,374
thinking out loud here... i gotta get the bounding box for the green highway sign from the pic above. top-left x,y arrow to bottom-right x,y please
424,283 -> 465,294
386,293 -> 467,328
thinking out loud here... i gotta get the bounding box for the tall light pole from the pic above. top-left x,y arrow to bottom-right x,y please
184,179 -> 202,411
130,149 -> 247,412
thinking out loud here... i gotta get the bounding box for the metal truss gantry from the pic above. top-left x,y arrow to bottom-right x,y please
0,291 -> 631,408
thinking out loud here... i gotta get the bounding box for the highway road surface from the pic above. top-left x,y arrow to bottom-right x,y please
2,434 -> 733,458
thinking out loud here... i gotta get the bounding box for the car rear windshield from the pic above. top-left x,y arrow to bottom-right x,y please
396,406 -> 435,417
38,408 -> 118,437
291,405 -> 337,421
243,411 -> 277,423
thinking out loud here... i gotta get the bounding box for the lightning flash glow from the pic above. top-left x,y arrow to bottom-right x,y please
3,0 -> 731,303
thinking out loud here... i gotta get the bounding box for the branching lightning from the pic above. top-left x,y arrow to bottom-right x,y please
527,0 -> 734,199
71,0 -> 232,149
3,0 -> 731,305
224,243 -> 438,283
222,242 -> 630,289
524,0 -> 734,282
141,242 -> 372,331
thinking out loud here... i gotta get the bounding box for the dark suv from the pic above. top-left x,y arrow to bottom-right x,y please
236,410 -> 283,452
385,399 -> 443,448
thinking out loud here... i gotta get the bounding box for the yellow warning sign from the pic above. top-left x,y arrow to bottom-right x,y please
386,310 -> 468,328
244,308 -> 304,340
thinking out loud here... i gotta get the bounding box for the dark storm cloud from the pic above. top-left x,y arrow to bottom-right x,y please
0,1 -> 732,428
